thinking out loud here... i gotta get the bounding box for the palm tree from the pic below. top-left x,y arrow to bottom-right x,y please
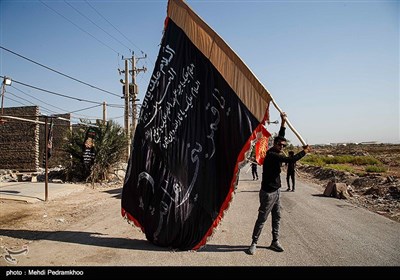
64,120 -> 127,184
89,120 -> 127,183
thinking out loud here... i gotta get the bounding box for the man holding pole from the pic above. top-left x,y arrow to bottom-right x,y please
246,112 -> 311,255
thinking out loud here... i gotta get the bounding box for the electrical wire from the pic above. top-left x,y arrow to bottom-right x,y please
0,46 -> 121,98
40,0 -> 121,55
7,89 -> 101,119
68,104 -> 101,114
64,0 -> 132,53
3,95 -> 25,106
11,78 -> 103,105
84,0 -> 142,54
11,85 -> 69,113
11,84 -> 123,112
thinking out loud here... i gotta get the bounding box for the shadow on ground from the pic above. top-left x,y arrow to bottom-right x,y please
0,229 -> 166,251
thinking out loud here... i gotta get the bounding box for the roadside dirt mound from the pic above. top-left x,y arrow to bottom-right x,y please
297,164 -> 400,223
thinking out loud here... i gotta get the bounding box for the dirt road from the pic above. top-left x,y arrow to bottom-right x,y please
1,164 -> 399,268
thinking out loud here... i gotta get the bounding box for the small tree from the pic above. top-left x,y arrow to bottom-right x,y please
89,120 -> 127,183
64,120 -> 127,184
64,125 -> 88,182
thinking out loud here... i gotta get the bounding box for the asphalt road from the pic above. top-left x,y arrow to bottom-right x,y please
1,164 -> 399,269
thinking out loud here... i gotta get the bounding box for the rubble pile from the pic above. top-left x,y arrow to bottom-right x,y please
298,164 -> 400,222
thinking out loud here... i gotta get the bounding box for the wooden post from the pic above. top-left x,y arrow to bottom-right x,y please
131,54 -> 137,136
44,117 -> 49,201
124,59 -> 130,160
271,98 -> 307,146
102,101 -> 107,125
0,82 -> 5,116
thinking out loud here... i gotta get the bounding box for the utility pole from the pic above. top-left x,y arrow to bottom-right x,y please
1,76 -> 12,116
102,101 -> 107,125
119,54 -> 145,160
44,117 -> 49,202
130,53 -> 146,137
124,59 -> 130,159
131,55 -> 137,136
1,82 -> 5,116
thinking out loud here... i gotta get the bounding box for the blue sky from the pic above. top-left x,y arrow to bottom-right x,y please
0,0 -> 398,145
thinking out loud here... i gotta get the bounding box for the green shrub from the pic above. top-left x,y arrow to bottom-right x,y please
324,164 -> 355,173
351,156 -> 380,165
64,120 -> 127,183
365,165 -> 387,173
300,154 -> 325,166
300,154 -> 382,166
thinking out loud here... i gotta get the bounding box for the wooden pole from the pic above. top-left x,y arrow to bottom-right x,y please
44,117 -> 49,201
270,98 -> 307,146
124,59 -> 130,159
131,54 -> 137,136
1,82 -> 5,116
102,101 -> 107,125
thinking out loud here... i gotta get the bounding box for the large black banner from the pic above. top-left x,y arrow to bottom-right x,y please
121,18 -> 260,250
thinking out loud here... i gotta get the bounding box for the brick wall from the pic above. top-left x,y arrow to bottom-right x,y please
0,106 -> 71,171
0,106 -> 40,171
39,114 -> 71,168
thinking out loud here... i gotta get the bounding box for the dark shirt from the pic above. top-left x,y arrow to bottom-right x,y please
286,159 -> 296,174
261,127 -> 305,192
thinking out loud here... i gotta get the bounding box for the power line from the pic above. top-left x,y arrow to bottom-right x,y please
11,85 -> 69,113
41,107 -> 58,115
8,88 -> 101,119
84,1 -> 153,71
107,103 -> 124,108
7,91 -> 40,107
0,46 -> 121,98
85,0 -> 142,54
11,90 -> 103,116
4,95 -> 25,107
11,84 -> 123,111
68,104 -> 101,114
70,112 -> 102,120
64,0 -> 132,53
39,0 -> 121,55
6,91 -> 64,116
0,115 -> 99,127
0,75 -> 124,108
11,78 -> 102,105
109,115 -> 124,120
